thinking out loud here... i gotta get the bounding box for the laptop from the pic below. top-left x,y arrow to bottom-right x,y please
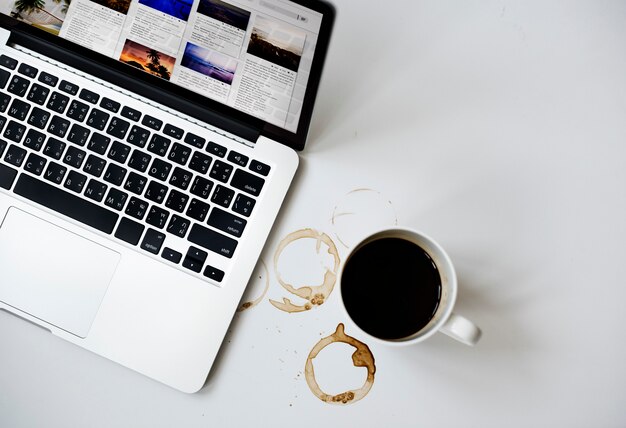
0,0 -> 334,392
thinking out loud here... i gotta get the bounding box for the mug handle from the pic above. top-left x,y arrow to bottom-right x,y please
439,313 -> 482,346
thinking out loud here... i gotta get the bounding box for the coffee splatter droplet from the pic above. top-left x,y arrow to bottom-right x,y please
305,323 -> 376,405
270,229 -> 340,313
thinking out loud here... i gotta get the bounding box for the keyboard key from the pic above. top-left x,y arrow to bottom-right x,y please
104,188 -> 128,211
26,84 -> 49,105
161,247 -> 182,264
46,91 -> 69,113
23,128 -> 46,151
103,163 -> 127,186
148,157 -> 172,181
231,168 -> 265,196
190,176 -> 213,199
124,171 -> 147,194
228,151 -> 248,167
141,228 -> 165,255
0,138 -> 6,157
15,173 -> 119,234
99,97 -> 120,113
125,196 -> 149,220
141,114 -> 162,131
189,151 -> 212,174
146,205 -> 169,229
43,162 -> 67,185
38,71 -> 58,87
83,154 -> 106,177
211,184 -> 234,208
27,107 -> 50,129
184,132 -> 205,149
106,117 -> 130,139
0,54 -> 18,70
67,123 -> 91,146
86,108 -> 110,131
17,63 -> 37,78
0,92 -> 11,112
87,132 -> 111,155
3,120 -> 24,143
203,265 -> 224,282
165,189 -> 188,212
207,207 -> 246,238
188,223 -> 237,259
63,146 -> 86,169
84,179 -> 107,202
232,193 -> 255,217
128,150 -> 151,172
79,88 -> 99,104
147,134 -> 170,157
120,106 -> 141,122
0,69 -> 9,90
114,217 -> 145,245
186,198 -> 210,222
47,115 -> 70,138
126,125 -> 150,147
145,180 -> 168,204
64,170 -> 87,193
0,115 -> 6,133
4,144 -> 26,167
168,142 -> 191,165
43,137 -> 66,160
182,246 -> 207,273
163,123 -> 183,139
167,214 -> 190,238
249,159 -> 271,176
8,98 -> 30,121
7,75 -> 29,97
206,141 -> 226,158
107,140 -> 131,164
169,166 -> 192,190
24,152 -> 46,176
209,160 -> 233,183
0,163 -> 17,189
66,99 -> 89,122
59,80 -> 79,95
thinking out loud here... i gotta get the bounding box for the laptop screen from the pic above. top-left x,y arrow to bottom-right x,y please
0,0 -> 333,149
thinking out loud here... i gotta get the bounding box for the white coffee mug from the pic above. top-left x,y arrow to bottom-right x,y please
338,227 -> 481,346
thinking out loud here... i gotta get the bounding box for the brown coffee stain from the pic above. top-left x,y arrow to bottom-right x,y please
305,323 -> 376,405
331,188 -> 398,249
237,259 -> 270,312
270,229 -> 340,313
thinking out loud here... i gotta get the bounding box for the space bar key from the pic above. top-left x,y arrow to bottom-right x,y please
13,174 -> 119,235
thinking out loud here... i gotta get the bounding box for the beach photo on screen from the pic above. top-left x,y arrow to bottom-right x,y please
138,0 -> 193,21
9,0 -> 71,35
180,42 -> 238,85
119,39 -> 176,81
197,0 -> 250,31
247,15 -> 306,72
89,0 -> 132,15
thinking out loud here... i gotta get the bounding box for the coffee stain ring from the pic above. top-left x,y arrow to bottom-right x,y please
305,323 -> 376,405
270,228 -> 340,313
237,259 -> 270,312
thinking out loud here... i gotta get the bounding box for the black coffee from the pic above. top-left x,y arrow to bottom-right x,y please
341,237 -> 442,340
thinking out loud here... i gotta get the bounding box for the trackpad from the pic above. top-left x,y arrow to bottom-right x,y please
0,207 -> 120,338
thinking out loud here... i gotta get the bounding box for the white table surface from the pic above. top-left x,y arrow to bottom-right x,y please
2,0 -> 625,426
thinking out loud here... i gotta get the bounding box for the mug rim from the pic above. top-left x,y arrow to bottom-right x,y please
337,226 -> 458,347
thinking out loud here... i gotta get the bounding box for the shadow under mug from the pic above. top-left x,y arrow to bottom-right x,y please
337,227 -> 482,346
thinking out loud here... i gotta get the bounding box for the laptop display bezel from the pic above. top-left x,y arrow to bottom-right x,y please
0,0 -> 335,151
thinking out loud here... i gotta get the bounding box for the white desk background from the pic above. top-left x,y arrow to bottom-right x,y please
2,0 -> 625,426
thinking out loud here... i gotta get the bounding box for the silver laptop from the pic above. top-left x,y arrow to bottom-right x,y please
0,0 -> 334,392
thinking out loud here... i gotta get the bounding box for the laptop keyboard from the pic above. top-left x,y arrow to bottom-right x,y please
0,53 -> 270,284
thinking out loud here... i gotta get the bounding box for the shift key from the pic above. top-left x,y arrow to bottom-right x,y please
188,223 -> 237,258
